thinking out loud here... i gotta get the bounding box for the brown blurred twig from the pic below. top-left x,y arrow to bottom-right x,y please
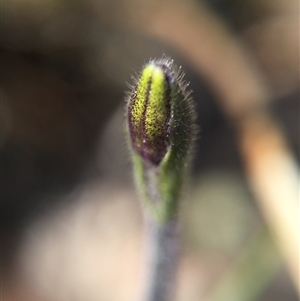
238,112 -> 299,294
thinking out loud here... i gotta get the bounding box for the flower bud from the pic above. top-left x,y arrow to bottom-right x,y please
127,62 -> 173,165
126,57 -> 196,221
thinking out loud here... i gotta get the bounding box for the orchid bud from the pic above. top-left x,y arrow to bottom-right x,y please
126,57 -> 196,222
128,63 -> 171,165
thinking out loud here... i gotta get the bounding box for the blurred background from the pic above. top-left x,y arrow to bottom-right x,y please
1,0 -> 299,300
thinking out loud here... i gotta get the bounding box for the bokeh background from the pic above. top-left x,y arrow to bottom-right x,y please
1,0 -> 299,300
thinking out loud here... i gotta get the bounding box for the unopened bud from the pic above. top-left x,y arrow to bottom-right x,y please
128,62 -> 173,165
126,57 -> 196,221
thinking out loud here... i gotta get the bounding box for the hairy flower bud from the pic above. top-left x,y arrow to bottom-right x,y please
126,57 -> 196,221
128,62 -> 172,165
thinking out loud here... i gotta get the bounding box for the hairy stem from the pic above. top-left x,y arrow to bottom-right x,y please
143,217 -> 179,301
